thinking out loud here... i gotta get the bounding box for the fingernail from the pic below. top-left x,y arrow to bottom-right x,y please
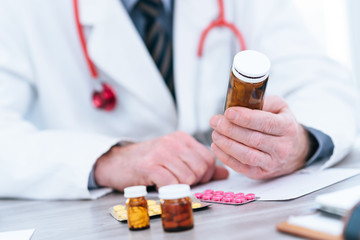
210,115 -> 221,128
226,109 -> 237,120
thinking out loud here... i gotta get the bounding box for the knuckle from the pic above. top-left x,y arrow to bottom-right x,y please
171,131 -> 188,142
211,143 -> 221,159
222,137 -> 235,152
264,115 -> 277,133
170,142 -> 182,153
161,136 -> 183,152
283,116 -> 296,133
145,167 -> 162,183
242,113 -> 251,127
177,131 -> 195,145
271,96 -> 288,109
160,135 -> 171,145
217,118 -> 232,135
249,132 -> 263,148
253,167 -> 272,180
141,159 -> 152,169
253,172 -> 270,180
242,167 -> 263,180
202,149 -> 216,165
278,96 -> 289,108
266,160 -> 278,173
220,151 -> 234,166
273,95 -> 284,103
196,163 -> 208,177
213,144 -> 232,165
246,149 -> 260,166
208,154 -> 216,165
173,131 -> 185,137
143,155 -> 160,168
249,173 -> 265,180
200,148 -> 213,163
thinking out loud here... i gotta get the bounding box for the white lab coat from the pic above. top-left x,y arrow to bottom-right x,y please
0,0 -> 356,199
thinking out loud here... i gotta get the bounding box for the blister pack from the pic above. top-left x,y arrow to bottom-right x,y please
194,189 -> 258,205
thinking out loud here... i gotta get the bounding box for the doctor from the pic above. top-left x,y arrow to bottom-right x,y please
0,0 -> 356,199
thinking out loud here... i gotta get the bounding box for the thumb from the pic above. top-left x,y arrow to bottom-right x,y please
212,165 -> 229,180
263,95 -> 288,114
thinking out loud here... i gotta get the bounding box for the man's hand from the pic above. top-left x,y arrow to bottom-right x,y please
210,96 -> 310,180
94,131 -> 229,191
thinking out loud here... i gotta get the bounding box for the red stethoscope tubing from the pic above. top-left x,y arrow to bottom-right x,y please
74,0 -> 98,79
197,0 -> 246,57
74,0 -> 117,111
74,0 -> 246,111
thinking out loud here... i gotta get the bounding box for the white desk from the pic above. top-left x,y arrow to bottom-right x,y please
1,140 -> 360,240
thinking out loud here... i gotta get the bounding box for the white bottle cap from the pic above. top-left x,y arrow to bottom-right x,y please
232,50 -> 271,83
124,186 -> 147,198
158,184 -> 191,200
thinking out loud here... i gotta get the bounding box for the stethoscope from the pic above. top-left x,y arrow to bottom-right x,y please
74,0 -> 117,111
73,0 -> 246,111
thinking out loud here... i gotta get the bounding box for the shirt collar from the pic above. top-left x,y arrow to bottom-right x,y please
121,0 -> 171,13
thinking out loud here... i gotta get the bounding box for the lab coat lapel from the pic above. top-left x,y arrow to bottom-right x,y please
78,0 -> 177,122
174,0 -> 218,133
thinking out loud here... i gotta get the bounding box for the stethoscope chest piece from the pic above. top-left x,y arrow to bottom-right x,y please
92,83 -> 117,111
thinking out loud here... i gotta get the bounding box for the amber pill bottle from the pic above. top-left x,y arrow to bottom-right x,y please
124,186 -> 150,231
158,184 -> 194,232
225,50 -> 271,110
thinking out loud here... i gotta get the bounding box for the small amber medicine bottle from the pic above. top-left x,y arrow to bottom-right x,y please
158,184 -> 194,232
225,50 -> 271,110
124,186 -> 150,231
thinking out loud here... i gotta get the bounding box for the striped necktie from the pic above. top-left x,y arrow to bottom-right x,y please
135,0 -> 176,101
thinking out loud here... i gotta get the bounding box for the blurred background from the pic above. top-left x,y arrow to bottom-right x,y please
294,0 -> 358,87
294,0 -> 360,131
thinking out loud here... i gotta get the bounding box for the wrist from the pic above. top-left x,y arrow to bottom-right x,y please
94,145 -> 121,188
94,153 -> 111,188
94,141 -> 134,188
297,125 -> 312,167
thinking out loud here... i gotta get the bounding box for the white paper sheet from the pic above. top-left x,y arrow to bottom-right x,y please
191,168 -> 360,201
288,213 -> 343,236
0,229 -> 35,240
315,185 -> 360,216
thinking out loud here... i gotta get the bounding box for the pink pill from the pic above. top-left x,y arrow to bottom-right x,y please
202,194 -> 213,200
224,192 -> 234,196
223,197 -> 234,202
245,193 -> 255,200
204,189 -> 214,195
234,197 -> 246,203
214,191 -> 224,195
235,193 -> 244,198
213,195 -> 223,201
194,193 -> 203,199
